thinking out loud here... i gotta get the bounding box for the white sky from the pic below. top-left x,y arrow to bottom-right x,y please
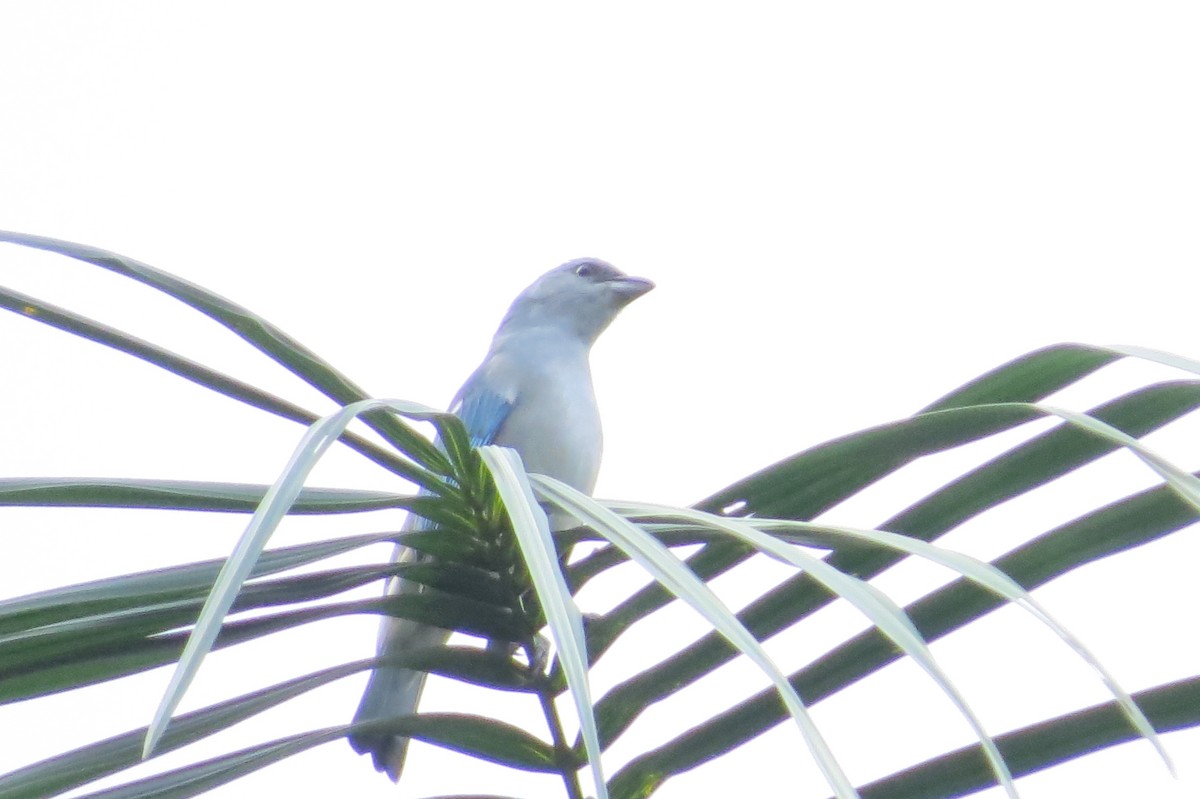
1,3 -> 1198,798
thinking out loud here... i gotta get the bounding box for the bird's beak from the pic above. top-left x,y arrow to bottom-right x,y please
607,275 -> 655,301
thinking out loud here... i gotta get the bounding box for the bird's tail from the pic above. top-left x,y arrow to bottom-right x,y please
349,661 -> 431,782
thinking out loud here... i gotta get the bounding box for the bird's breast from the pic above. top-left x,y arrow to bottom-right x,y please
491,360 -> 603,496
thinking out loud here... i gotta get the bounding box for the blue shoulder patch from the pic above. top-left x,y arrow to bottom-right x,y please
456,381 -> 514,447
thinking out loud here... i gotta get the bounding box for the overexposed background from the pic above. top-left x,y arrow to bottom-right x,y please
1,3 -> 1198,798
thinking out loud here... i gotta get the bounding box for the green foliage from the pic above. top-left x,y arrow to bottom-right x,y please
1,230 -> 1197,799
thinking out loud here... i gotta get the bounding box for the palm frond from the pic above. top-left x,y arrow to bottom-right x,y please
1,233 -> 1196,799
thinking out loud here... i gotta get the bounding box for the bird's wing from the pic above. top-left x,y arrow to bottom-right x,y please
453,369 -> 515,447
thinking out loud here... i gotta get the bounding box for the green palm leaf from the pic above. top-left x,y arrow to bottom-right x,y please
1,232 -> 1195,799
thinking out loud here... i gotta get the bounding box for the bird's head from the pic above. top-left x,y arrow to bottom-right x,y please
499,258 -> 654,344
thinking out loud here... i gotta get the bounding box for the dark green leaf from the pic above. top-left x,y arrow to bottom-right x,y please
405,494 -> 485,535
397,562 -> 509,606
429,414 -> 478,485
919,343 -> 1118,413
594,383 -> 1200,747
0,230 -> 450,478
0,592 -> 520,704
700,405 -> 1036,523
0,647 -> 537,799
7,560 -> 504,648
65,730 -> 348,799
850,676 -> 1200,799
55,715 -> 555,799
0,477 -> 415,513
375,645 -> 538,692
0,532 -> 395,634
351,713 -> 561,772
0,284 -> 434,486
373,592 -> 523,642
399,530 -> 489,566
0,662 -> 368,799
605,478 -> 1200,793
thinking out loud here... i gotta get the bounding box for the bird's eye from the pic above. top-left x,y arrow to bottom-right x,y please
574,262 -> 595,278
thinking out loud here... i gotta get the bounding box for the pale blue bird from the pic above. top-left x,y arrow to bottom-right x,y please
349,258 -> 654,780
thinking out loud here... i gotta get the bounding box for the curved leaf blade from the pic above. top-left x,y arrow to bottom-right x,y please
595,383 -> 1200,750
848,676 -> 1200,799
0,284 -> 427,483
142,398 -> 457,757
532,475 -> 861,799
603,504 -> 1016,798
140,413 -> 374,755
608,478 -> 1200,792
480,446 -> 605,799
0,229 -> 448,474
